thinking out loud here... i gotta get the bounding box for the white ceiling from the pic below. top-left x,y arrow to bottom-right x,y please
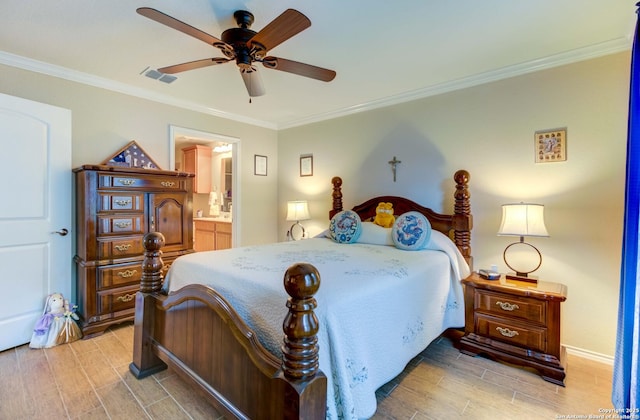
0,1 -> 635,129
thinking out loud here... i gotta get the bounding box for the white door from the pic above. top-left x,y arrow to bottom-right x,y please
0,93 -> 72,351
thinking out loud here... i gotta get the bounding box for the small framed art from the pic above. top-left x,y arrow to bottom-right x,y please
535,128 -> 567,163
300,154 -> 313,177
254,154 -> 267,176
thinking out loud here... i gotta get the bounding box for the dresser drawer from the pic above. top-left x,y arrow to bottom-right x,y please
99,174 -> 185,191
97,285 -> 138,316
476,314 -> 547,353
97,236 -> 145,258
98,262 -> 142,289
98,215 -> 144,236
98,192 -> 144,212
475,290 -> 546,324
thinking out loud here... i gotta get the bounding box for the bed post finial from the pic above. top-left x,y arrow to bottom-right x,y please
130,231 -> 168,379
141,232 -> 165,293
279,263 -> 326,419
282,263 -> 321,380
330,176 -> 343,219
453,170 -> 473,266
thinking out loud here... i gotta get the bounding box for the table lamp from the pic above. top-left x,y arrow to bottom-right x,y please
286,200 -> 310,241
497,202 -> 549,282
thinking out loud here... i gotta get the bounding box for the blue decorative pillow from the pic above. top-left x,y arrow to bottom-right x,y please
392,211 -> 432,250
329,210 -> 362,244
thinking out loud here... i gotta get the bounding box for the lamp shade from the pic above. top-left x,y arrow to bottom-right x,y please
497,203 -> 549,237
286,201 -> 310,221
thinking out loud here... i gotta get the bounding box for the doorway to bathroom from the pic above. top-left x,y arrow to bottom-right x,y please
169,125 -> 240,247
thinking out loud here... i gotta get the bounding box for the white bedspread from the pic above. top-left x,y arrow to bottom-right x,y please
165,233 -> 469,419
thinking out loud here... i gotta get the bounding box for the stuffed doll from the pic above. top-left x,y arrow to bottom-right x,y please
373,202 -> 395,228
29,293 -> 82,348
55,299 -> 82,346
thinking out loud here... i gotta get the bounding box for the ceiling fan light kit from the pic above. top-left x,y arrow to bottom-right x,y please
136,7 -> 336,97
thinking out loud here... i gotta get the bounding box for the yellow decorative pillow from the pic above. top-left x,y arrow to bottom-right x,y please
373,202 -> 395,228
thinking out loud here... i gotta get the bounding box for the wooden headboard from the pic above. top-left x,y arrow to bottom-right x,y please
329,170 -> 473,267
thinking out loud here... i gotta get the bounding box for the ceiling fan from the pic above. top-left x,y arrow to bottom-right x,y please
137,7 -> 336,98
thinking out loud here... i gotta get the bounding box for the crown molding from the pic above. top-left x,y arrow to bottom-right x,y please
0,51 -> 277,130
1,35 -> 631,131
278,36 -> 632,130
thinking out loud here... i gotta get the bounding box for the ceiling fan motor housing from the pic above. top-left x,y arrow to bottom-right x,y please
221,27 -> 258,69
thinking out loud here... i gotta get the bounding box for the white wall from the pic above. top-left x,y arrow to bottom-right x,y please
278,52 -> 630,357
0,64 -> 280,247
1,50 -> 629,358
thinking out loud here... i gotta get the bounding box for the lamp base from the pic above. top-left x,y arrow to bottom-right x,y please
503,240 -> 542,284
505,272 -> 538,283
287,221 -> 306,241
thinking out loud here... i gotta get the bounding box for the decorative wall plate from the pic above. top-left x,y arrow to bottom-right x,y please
535,128 -> 566,163
102,140 -> 161,170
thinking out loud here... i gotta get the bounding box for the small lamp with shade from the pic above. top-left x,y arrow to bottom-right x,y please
497,202 -> 549,283
286,200 -> 310,241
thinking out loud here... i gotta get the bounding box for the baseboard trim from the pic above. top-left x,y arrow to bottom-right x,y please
564,344 -> 614,365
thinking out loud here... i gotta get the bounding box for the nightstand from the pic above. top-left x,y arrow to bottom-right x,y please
459,272 -> 567,385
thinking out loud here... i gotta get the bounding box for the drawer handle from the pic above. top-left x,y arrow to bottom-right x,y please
496,326 -> 519,338
118,179 -> 136,186
496,301 -> 520,311
117,269 -> 138,278
161,181 -> 175,187
115,221 -> 132,229
114,244 -> 132,251
117,293 -> 135,303
114,199 -> 131,207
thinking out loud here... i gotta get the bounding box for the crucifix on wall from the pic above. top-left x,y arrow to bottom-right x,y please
388,156 -> 401,182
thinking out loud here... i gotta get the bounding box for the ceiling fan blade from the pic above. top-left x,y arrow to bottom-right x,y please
136,7 -> 233,55
262,57 -> 336,82
240,67 -> 265,97
248,9 -> 311,53
159,58 -> 230,74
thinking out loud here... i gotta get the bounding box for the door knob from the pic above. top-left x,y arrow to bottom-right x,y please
52,228 -> 69,236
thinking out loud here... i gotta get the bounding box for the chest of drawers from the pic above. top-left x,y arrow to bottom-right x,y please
459,273 -> 567,385
74,165 -> 194,337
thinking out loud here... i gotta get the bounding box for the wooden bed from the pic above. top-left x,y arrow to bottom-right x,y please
129,169 -> 472,419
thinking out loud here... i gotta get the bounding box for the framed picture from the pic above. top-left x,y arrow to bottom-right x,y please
254,154 -> 267,176
300,154 -> 313,177
102,140 -> 161,169
535,128 -> 567,163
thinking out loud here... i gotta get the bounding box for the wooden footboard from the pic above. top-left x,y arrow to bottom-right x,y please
129,232 -> 327,419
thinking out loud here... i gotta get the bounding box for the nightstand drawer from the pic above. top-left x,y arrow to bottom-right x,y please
476,314 -> 547,353
475,290 -> 546,324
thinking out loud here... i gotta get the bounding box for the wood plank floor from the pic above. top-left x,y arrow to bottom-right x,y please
0,324 -> 612,419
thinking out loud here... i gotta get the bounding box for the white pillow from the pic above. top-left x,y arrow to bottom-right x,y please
392,211 -> 432,250
357,222 -> 393,246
